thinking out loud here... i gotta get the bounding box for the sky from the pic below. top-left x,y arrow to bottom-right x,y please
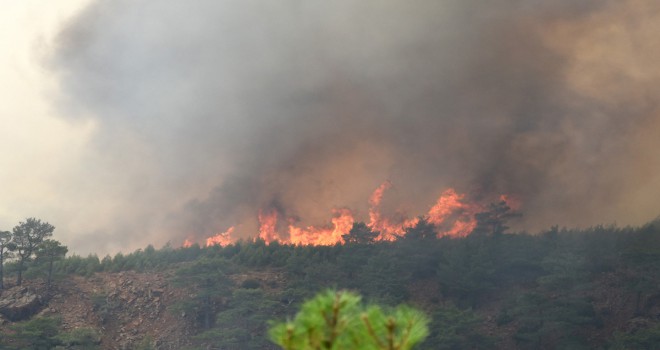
2,0 -> 660,256
0,0 -> 96,251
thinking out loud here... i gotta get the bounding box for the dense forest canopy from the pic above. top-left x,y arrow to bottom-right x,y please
2,214 -> 660,349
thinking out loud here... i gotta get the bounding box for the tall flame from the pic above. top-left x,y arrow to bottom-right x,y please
367,180 -> 408,240
258,209 -> 280,242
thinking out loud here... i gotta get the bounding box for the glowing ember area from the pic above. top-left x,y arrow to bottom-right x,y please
182,238 -> 193,248
258,209 -> 280,242
183,181 -> 520,247
206,227 -> 235,247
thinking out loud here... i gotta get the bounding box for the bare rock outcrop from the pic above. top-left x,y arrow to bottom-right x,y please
0,286 -> 43,321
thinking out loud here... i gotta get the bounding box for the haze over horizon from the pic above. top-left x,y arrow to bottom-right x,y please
2,0 -> 660,255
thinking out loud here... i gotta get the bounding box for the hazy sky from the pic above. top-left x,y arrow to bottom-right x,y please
2,0 -> 660,256
0,0 -> 96,251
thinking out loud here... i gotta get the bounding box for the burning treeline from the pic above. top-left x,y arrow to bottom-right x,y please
48,0 -> 660,255
184,181 -> 519,248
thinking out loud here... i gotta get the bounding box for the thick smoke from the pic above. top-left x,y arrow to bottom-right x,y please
48,0 -> 660,252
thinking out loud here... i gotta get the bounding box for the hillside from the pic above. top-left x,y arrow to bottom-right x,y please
2,222 -> 660,349
0,272 -> 188,349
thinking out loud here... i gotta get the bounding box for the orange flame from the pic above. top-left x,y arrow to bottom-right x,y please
288,208 -> 355,246
258,209 -> 280,243
427,189 -> 465,225
369,180 -> 391,207
367,181 -> 412,240
206,226 -> 235,247
182,238 -> 193,248
443,218 -> 478,238
185,181 -> 520,247
426,189 -> 481,238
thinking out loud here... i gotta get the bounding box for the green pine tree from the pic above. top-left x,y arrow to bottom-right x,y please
269,290 -> 429,350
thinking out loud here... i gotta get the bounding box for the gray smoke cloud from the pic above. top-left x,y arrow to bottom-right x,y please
47,0 -> 660,253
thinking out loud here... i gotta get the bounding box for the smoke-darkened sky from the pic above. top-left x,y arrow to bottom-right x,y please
2,0 -> 660,254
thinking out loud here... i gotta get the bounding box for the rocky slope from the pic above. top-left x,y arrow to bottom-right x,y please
0,272 -> 193,350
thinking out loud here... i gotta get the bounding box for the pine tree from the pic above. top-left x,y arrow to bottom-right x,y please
12,218 -> 55,286
269,290 -> 429,350
35,239 -> 68,294
0,230 -> 14,290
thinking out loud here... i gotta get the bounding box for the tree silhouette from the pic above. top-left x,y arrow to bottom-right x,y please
343,222 -> 379,244
0,230 -> 14,290
473,201 -> 521,236
404,218 -> 436,240
35,239 -> 68,294
12,218 -> 55,286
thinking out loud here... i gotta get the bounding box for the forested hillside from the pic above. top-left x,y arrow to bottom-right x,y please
2,218 -> 660,349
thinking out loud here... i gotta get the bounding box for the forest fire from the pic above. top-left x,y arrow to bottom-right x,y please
258,209 -> 280,243
366,181 -> 418,241
205,226 -> 235,247
288,208 -> 355,246
427,189 -> 481,238
199,181 -> 516,247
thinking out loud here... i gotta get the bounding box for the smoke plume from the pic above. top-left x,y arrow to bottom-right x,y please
47,0 -> 660,252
